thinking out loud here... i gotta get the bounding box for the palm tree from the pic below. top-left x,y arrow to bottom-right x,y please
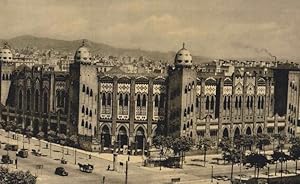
198,137 -> 213,167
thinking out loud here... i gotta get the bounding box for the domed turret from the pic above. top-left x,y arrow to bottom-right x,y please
74,40 -> 92,64
0,42 -> 13,63
174,43 -> 193,67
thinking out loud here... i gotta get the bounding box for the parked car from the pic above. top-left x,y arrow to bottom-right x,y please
55,167 -> 68,176
4,144 -> 18,151
1,155 -> 13,164
16,149 -> 28,158
61,158 -> 67,164
31,149 -> 42,156
78,163 -> 94,173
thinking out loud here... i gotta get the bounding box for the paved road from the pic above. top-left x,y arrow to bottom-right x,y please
0,129 -> 297,184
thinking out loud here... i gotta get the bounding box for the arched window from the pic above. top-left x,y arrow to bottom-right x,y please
184,109 -> 187,117
238,96 -> 242,108
85,121 -> 88,128
187,107 -> 190,114
89,110 -> 92,117
247,96 -> 250,109
250,96 -> 253,108
223,96 -> 227,110
56,90 -> 61,107
26,89 -> 31,111
86,108 -> 89,115
183,124 -> 186,130
86,87 -> 89,95
235,96 -> 238,109
82,84 -> 85,92
35,90 -> 39,112
205,96 -> 209,110
191,104 -> 194,112
18,90 -> 23,109
137,94 -> 141,107
184,86 -> 188,94
89,124 -> 92,129
187,121 -> 189,128
43,92 -> 48,113
119,94 -> 124,106
2,74 -> 5,80
102,93 -> 106,106
261,96 -> 264,109
154,95 -> 159,107
107,93 -> 111,106
227,96 -> 231,109
191,119 -> 193,126
142,94 -> 147,106
124,94 -> 129,106
160,94 -> 164,108
90,89 -> 93,97
81,120 -> 84,126
82,105 -> 85,113
196,97 -> 199,108
258,96 -> 261,109
210,96 -> 214,110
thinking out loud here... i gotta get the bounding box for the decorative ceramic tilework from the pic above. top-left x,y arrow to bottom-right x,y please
246,85 -> 255,95
56,81 -> 66,90
257,86 -> 266,95
223,86 -> 232,95
117,83 -> 130,93
196,85 -> 201,95
153,84 -> 166,94
246,77 -> 255,86
26,80 -> 31,87
135,84 -> 148,94
43,81 -> 49,89
234,77 -> 243,86
100,83 -> 113,92
235,84 -> 243,95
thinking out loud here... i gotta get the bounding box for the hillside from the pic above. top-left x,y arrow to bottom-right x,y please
0,35 -> 209,63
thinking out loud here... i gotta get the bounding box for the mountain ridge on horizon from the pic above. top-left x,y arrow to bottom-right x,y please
0,35 -> 210,63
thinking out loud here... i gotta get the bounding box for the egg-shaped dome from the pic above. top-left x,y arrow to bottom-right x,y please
74,40 -> 92,63
174,43 -> 193,67
0,42 -> 13,63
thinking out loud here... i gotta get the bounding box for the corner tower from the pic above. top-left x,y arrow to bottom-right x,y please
167,43 -> 197,140
69,41 -> 99,151
0,42 -> 15,106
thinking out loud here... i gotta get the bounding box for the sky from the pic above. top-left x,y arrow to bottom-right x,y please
0,0 -> 300,60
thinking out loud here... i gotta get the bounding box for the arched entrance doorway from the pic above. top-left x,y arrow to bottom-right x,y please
257,126 -> 262,135
101,125 -> 111,148
117,126 -> 128,150
246,127 -> 252,135
135,127 -> 145,150
223,128 -> 229,138
234,127 -> 240,138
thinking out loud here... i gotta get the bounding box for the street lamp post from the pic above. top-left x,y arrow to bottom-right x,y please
211,165 -> 214,183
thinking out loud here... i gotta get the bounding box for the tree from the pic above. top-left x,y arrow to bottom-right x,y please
36,131 -> 45,151
245,153 -> 269,178
271,150 -> 289,176
172,136 -> 193,168
256,134 -> 271,154
47,130 -> 57,158
0,166 -> 37,184
198,137 -> 213,166
289,143 -> 300,173
222,147 -> 242,181
57,133 -> 67,159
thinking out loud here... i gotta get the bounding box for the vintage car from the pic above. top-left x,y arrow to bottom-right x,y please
4,144 -> 18,151
78,163 -> 94,173
31,149 -> 42,156
1,155 -> 13,164
55,167 -> 68,176
16,149 -> 28,158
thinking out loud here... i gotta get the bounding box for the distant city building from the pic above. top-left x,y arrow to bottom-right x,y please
0,41 -> 299,152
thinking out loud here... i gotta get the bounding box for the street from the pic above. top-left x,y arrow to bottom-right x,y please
0,129 -> 298,184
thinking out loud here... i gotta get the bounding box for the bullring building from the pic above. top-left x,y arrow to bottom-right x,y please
0,41 -> 298,152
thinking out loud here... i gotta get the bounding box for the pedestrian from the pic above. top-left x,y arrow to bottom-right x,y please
107,164 -> 110,171
46,143 -> 48,149
102,176 -> 105,184
15,158 -> 18,169
89,154 -> 91,159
